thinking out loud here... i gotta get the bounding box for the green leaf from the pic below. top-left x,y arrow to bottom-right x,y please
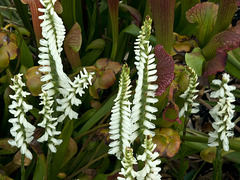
73,109 -> 97,132
60,0 -> 75,30
13,0 -> 35,38
86,39 -> 105,51
150,0 -> 175,54
17,34 -> 34,68
225,53 -> 240,79
212,0 -> 237,36
81,49 -> 104,66
186,2 -> 218,47
108,0 -> 119,60
185,47 -> 206,76
119,3 -> 142,26
78,94 -> 116,135
51,120 -> 73,179
33,154 -> 47,180
175,0 -> 200,33
123,24 -> 156,45
231,47 -> 240,62
202,23 -> 240,60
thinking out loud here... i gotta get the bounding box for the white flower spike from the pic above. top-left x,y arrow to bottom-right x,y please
109,64 -> 132,160
131,17 -> 158,142
137,136 -> 161,180
178,66 -> 199,118
37,90 -> 62,153
8,74 -> 36,160
56,68 -> 94,122
208,73 -> 236,152
118,147 -> 138,180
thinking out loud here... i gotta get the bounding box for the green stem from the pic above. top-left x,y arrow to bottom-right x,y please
21,154 -> 25,180
192,161 -> 206,180
178,114 -> 190,179
47,150 -> 52,179
213,145 -> 222,180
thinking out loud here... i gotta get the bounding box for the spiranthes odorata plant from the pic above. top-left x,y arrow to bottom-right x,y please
178,66 -> 199,118
56,68 -> 94,122
108,17 -> 161,180
118,147 -> 137,180
109,64 -> 132,159
208,73 -> 236,152
131,17 -> 159,142
137,136 -> 161,180
8,74 -> 36,160
37,0 -> 93,152
37,90 -> 62,153
207,73 -> 236,179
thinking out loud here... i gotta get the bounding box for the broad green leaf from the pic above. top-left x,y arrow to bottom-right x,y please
123,24 -> 156,45
86,39 -> 105,51
0,174 -> 13,180
33,154 -> 47,180
185,47 -> 206,76
81,49 -> 104,66
60,0 -> 75,30
73,108 -> 97,131
186,2 -> 218,47
51,120 -> 73,179
231,47 -> 240,62
225,53 -> 240,79
61,138 -> 78,168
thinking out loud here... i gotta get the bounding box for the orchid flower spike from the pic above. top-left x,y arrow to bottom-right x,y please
108,64 -> 132,159
118,147 -> 138,180
208,73 -> 236,152
137,136 -> 161,180
179,66 -> 199,118
131,17 -> 159,142
8,74 -> 36,159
